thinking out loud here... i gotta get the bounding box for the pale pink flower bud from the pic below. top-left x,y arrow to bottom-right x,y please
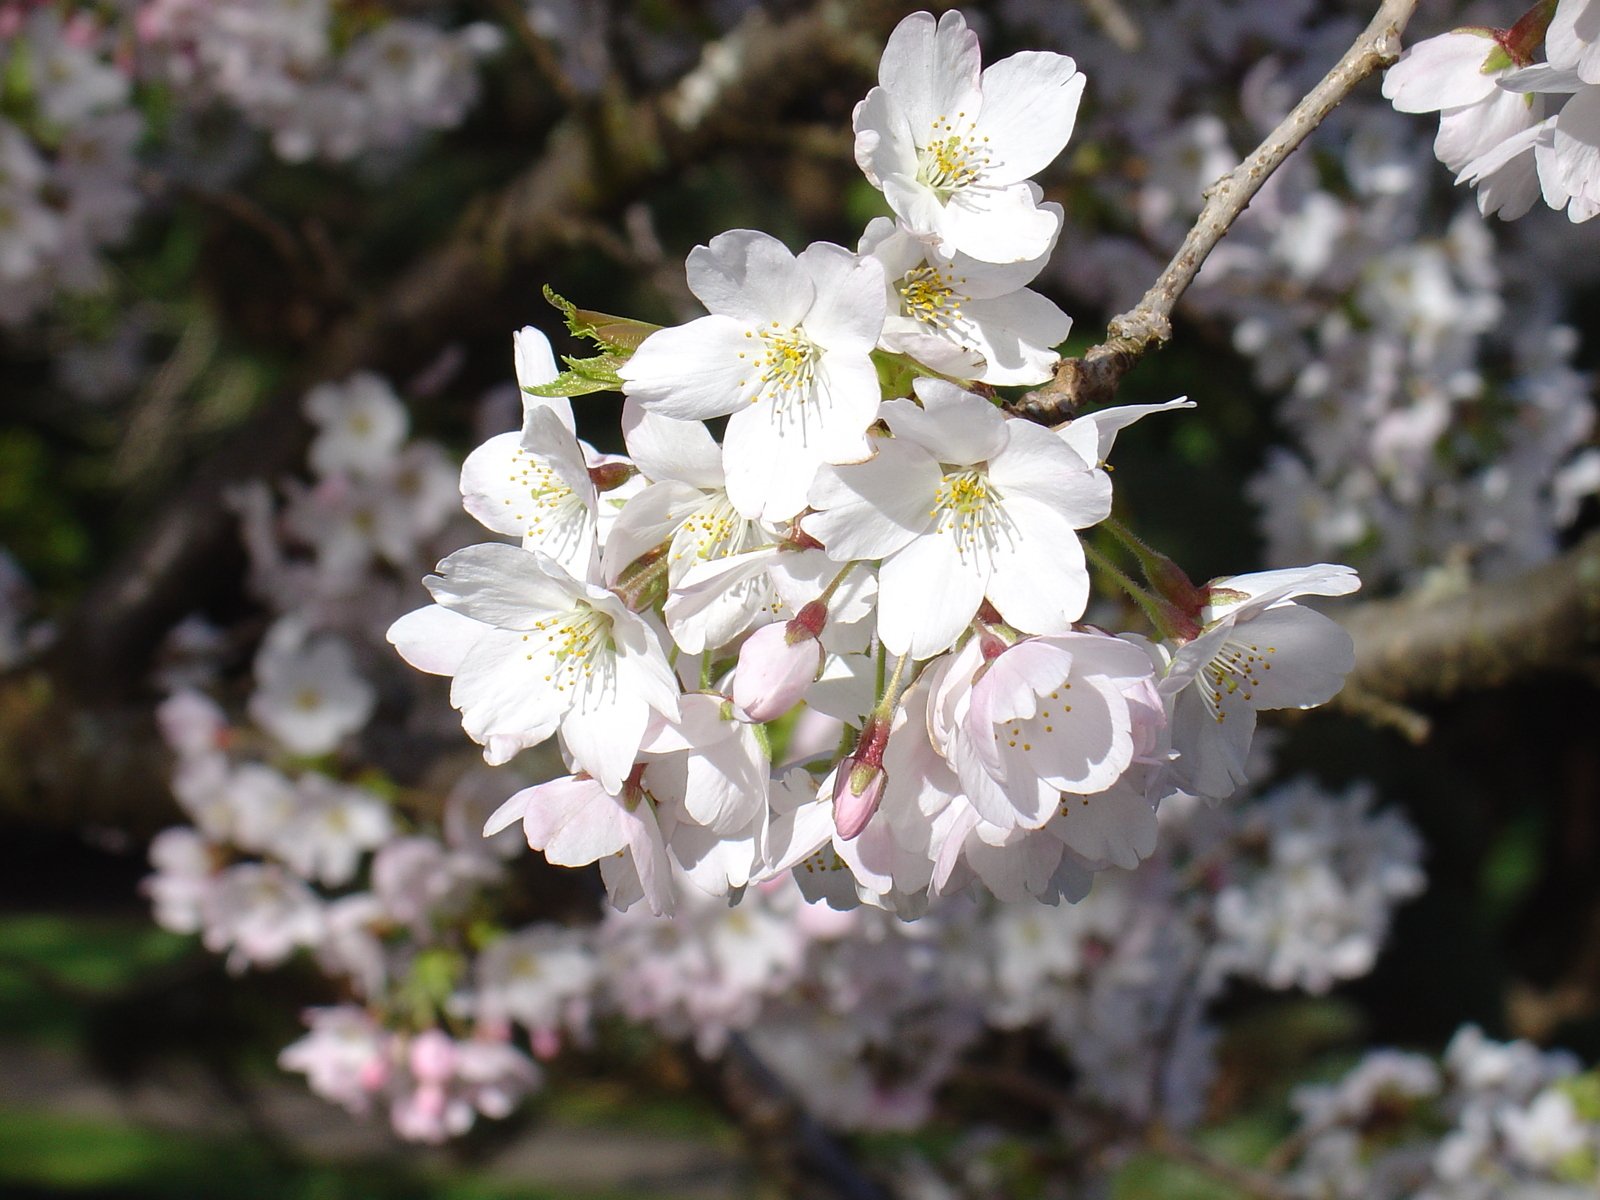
832,715 -> 890,840
732,611 -> 824,722
832,757 -> 887,840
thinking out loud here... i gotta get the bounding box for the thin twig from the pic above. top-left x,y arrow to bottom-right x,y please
482,0 -> 584,108
1016,0 -> 1421,423
1144,1122 -> 1297,1200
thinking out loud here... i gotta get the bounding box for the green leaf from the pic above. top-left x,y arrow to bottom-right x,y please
543,284 -> 660,352
523,352 -> 626,397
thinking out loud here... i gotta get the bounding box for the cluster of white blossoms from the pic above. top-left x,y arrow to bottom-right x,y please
1387,0 -> 1600,222
134,0 -> 502,164
0,9 -> 142,327
0,2 -> 502,339
1286,1027 -> 1600,1199
388,10 -> 1362,918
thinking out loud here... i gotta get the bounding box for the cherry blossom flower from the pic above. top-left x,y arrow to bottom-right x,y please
859,215 -> 1071,385
304,372 -> 410,479
853,9 -> 1084,263
386,542 -> 679,786
486,772 -> 675,916
804,379 -> 1110,658
605,402 -> 778,653
247,618 -> 375,756
927,629 -> 1163,834
619,229 -> 886,522
1163,564 -> 1360,801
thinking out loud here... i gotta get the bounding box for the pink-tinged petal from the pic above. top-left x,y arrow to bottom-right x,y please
1047,783 -> 1158,870
888,380 -> 1009,463
804,436 -> 940,561
733,621 -> 822,722
879,533 -> 986,658
939,181 -> 1061,263
686,229 -> 813,325
620,399 -> 723,488
996,675 -> 1132,795
799,242 -> 886,352
964,827 -> 1064,901
852,88 -> 919,188
619,315 -> 751,420
761,792 -> 837,875
483,788 -> 532,837
876,10 -> 982,137
1225,606 -> 1354,711
987,419 -> 1111,523
721,401 -> 824,522
959,289 -> 1071,385
624,803 -> 675,915
928,802 -> 981,897
1052,630 -> 1160,683
972,51 -> 1084,185
424,543 -> 577,628
984,496 -> 1090,632
387,604 -> 485,676
949,727 -> 1032,828
518,777 -> 631,863
1458,118 -> 1548,220
1381,31 -> 1500,112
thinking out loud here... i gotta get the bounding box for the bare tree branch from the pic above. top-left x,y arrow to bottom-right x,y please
46,0 -> 896,700
1016,0 -> 1420,424
1334,530 -> 1600,734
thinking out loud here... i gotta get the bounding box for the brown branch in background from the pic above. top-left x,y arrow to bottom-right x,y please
1334,530 -> 1600,730
1015,0 -> 1420,424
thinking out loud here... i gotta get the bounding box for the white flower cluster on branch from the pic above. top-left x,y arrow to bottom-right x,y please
384,10 -> 1363,919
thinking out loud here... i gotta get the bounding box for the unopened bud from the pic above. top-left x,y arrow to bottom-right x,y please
732,619 -> 824,722
832,756 -> 887,840
587,461 -> 636,492
832,715 -> 891,840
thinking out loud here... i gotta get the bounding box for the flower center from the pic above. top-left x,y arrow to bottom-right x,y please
1199,639 -> 1275,723
746,323 -> 819,408
897,265 -> 967,330
525,602 -> 616,697
930,468 -> 1008,561
917,116 -> 991,200
507,446 -> 584,548
670,492 -> 762,574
